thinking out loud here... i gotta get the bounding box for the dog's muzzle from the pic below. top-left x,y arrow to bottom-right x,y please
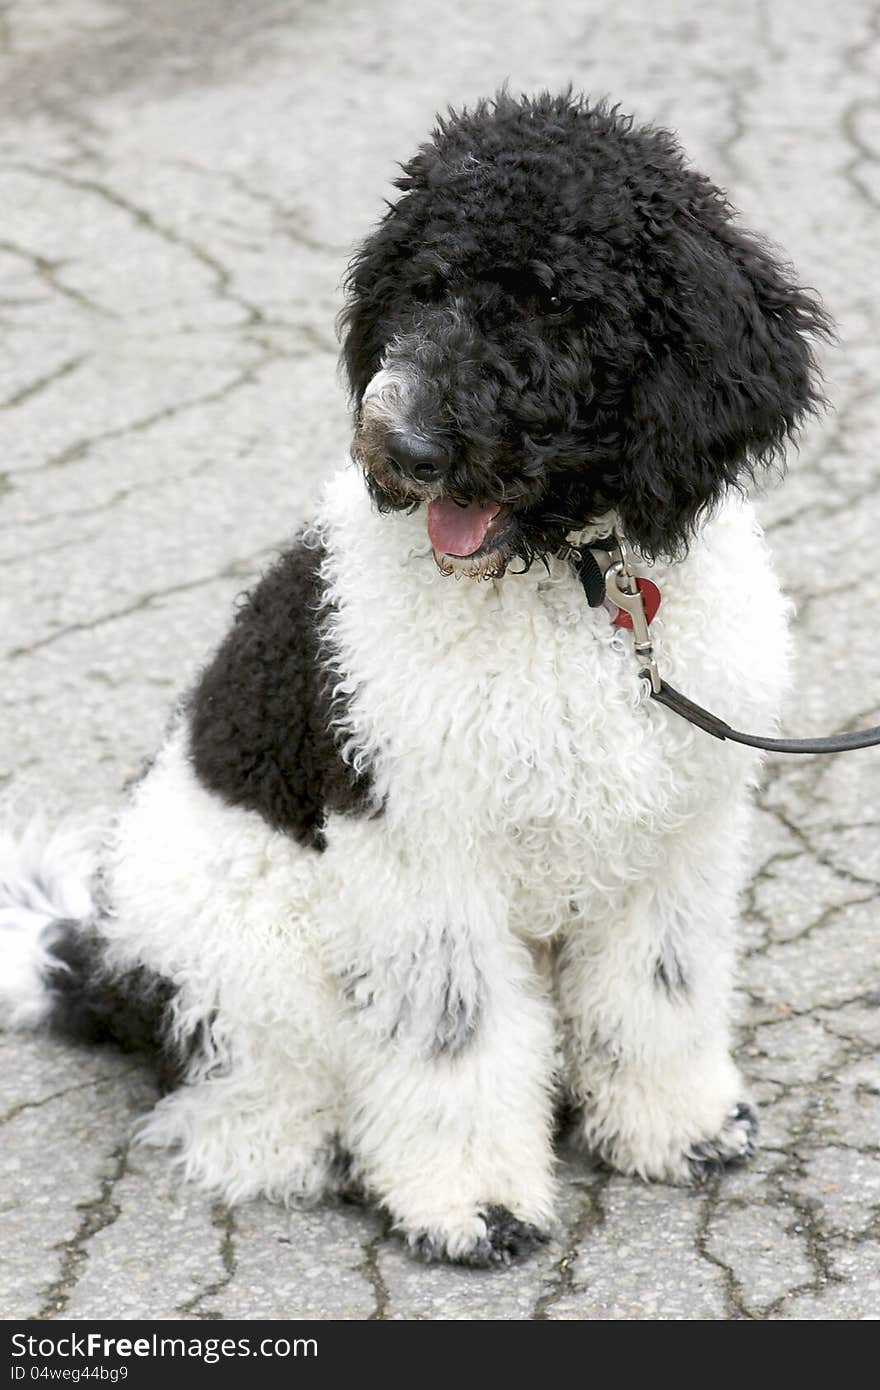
354,363 -> 521,578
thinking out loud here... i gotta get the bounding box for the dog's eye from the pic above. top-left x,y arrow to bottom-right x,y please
542,292 -> 572,320
487,267 -> 573,320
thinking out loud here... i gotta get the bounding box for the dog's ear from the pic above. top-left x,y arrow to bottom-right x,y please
616,218 -> 831,558
339,187 -> 420,405
339,239 -> 386,405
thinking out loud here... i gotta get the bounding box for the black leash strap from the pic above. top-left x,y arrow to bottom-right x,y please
651,680 -> 880,754
573,535 -> 880,756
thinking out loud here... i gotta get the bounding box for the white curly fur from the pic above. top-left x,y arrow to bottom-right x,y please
0,461 -> 790,1259
0,821 -> 98,1029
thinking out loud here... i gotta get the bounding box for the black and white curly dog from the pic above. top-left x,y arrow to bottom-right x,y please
1,92 -> 828,1266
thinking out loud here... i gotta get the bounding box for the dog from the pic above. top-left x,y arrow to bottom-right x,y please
0,91 -> 829,1267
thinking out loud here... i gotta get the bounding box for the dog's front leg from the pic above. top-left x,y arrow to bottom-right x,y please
322,821 -> 557,1266
558,803 -> 758,1185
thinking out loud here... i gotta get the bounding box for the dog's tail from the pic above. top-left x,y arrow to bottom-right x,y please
0,820 -> 99,1031
0,822 -> 184,1081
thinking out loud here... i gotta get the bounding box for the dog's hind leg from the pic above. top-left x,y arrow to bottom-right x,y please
134,1047 -> 343,1206
557,797 -> 758,1185
95,729 -> 347,1207
1,733 -> 346,1209
321,818 -> 558,1266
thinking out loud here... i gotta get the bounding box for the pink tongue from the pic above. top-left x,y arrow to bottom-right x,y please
427,499 -> 501,556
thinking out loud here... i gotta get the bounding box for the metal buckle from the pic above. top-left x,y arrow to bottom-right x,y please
604,531 -> 662,693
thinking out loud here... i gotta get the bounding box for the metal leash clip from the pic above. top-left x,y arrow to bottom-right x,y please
565,527 -> 880,753
604,532 -> 662,694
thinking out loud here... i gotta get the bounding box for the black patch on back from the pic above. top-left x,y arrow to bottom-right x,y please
45,921 -> 197,1092
188,531 -> 375,850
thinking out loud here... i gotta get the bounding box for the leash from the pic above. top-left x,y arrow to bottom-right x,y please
568,532 -> 880,755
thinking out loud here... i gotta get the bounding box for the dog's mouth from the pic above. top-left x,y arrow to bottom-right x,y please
425,498 -> 516,575
426,498 -> 510,557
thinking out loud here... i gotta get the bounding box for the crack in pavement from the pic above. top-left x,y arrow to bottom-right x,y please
758,1119 -> 847,1316
841,98 -> 880,213
357,1223 -> 393,1320
754,0 -> 784,63
5,545 -> 279,661
694,1178 -> 760,1320
35,1140 -> 131,1320
0,1073 -> 129,1127
0,527 -> 103,570
693,1073 -> 860,1320
5,359 -> 267,477
17,164 -> 268,330
0,238 -> 114,318
167,159 -> 351,257
530,1172 -> 610,1318
175,1203 -> 238,1319
756,779 -> 880,895
839,2 -> 880,211
744,887 -> 877,960
707,60 -> 759,188
0,354 -> 88,412
0,454 -> 221,533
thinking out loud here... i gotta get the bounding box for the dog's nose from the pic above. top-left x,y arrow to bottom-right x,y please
385,432 -> 450,485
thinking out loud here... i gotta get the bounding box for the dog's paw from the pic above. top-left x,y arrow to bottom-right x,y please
580,1081 -> 760,1185
406,1205 -> 549,1268
685,1101 -> 758,1184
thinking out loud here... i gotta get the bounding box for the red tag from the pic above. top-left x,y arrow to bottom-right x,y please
612,578 -> 662,629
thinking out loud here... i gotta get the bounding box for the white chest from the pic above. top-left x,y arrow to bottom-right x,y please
319,474 -> 790,921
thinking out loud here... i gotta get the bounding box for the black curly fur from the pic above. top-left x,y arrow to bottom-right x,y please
44,920 -> 197,1092
189,530 -> 375,849
341,89 -> 831,562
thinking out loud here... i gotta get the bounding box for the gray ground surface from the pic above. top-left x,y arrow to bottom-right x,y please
1,0 -> 878,1322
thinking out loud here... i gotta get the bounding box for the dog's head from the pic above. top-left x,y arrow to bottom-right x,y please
341,91 -> 830,575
